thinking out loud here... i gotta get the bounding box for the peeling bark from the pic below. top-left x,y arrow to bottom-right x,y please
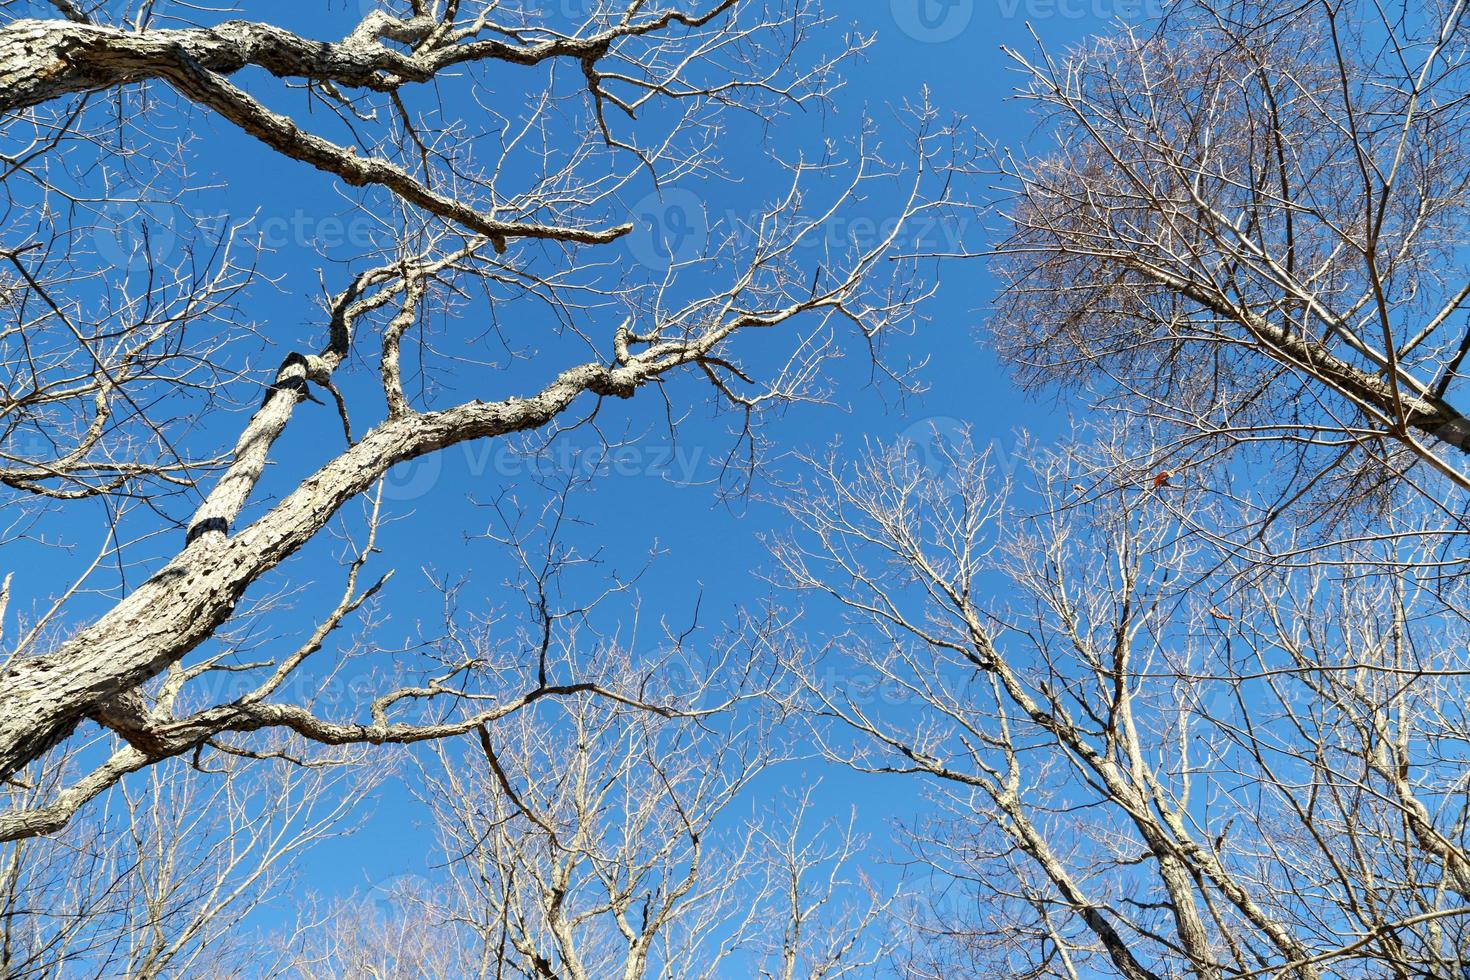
0,360 -> 640,782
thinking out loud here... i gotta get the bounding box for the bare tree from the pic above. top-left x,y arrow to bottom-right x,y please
980,0 -> 1470,539
1,451 -> 900,975
0,0 -> 958,838
0,728 -> 382,978
739,3 -> 1470,973
276,637 -> 896,979
770,427 -> 1470,979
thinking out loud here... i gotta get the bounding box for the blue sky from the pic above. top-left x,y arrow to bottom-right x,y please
6,0 -> 1162,954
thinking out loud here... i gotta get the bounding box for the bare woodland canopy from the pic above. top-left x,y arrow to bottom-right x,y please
2,0 -> 1470,978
